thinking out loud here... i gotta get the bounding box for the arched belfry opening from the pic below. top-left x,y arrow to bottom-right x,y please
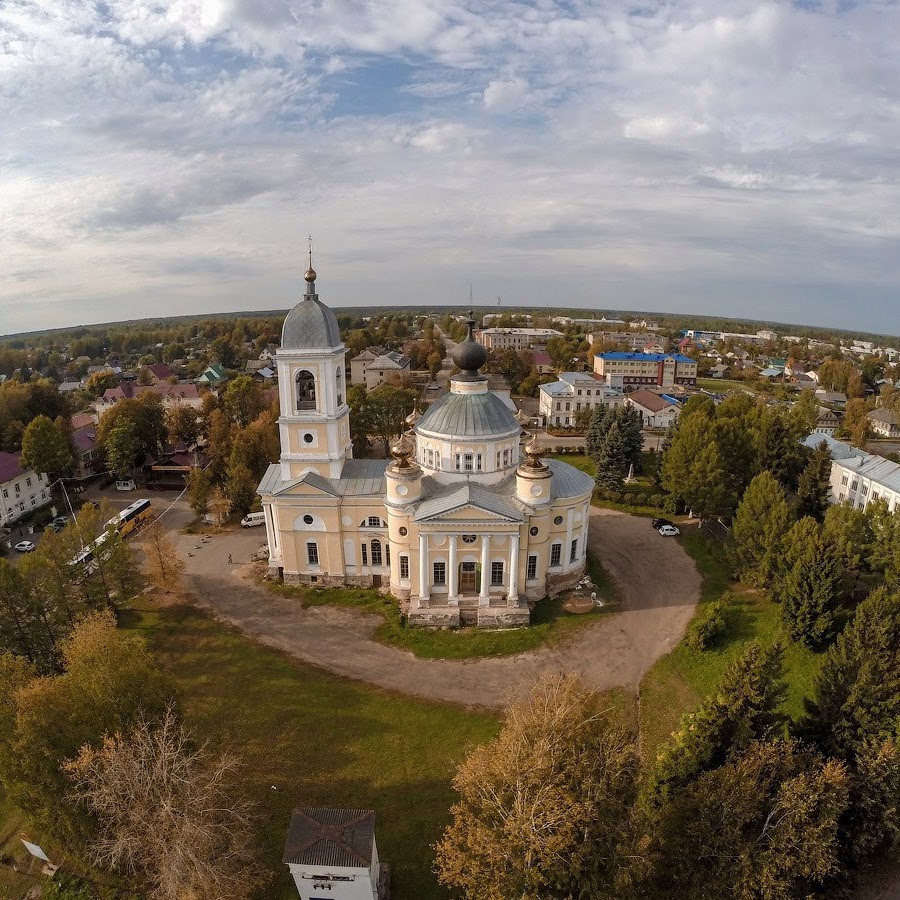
296,369 -> 316,410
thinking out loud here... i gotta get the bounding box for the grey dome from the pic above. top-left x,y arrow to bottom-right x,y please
281,296 -> 341,350
416,391 -> 519,438
451,317 -> 487,378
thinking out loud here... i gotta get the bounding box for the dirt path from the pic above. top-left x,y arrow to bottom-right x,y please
174,508 -> 701,709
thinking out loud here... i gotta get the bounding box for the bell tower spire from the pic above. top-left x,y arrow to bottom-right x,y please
304,235 -> 317,296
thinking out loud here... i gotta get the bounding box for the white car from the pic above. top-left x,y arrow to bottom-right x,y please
657,524 -> 680,537
14,540 -> 36,552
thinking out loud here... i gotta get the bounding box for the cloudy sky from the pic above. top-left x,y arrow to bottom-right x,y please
2,0 -> 899,336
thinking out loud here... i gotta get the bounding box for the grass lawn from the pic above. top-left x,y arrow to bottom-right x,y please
638,529 -> 822,759
266,566 -> 616,660
696,377 -> 759,393
124,602 -> 500,900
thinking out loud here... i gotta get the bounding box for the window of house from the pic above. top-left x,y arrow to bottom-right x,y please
464,453 -> 474,472
295,370 -> 316,409
370,539 -> 383,566
26,477 -> 31,487
850,480 -> 859,492
433,561 -> 446,585
462,534 -> 476,544
570,539 -> 578,562
496,451 -> 501,468
527,555 -> 537,580
860,484 -> 868,496
361,544 -> 368,565
14,484 -> 20,496
503,448 -> 510,466
565,402 -> 570,411
306,542 -> 319,565
367,515 -> 383,527
491,561 -> 504,585
841,473 -> 849,485
550,542 -> 562,567
476,453 -> 483,472
1,490 -> 6,499
399,555 -> 409,579
385,544 -> 390,565
455,454 -> 462,472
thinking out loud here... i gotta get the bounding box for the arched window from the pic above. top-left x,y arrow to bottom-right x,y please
370,539 -> 383,566
336,365 -> 343,406
296,370 -> 316,410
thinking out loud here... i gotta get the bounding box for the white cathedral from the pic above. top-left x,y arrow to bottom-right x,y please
257,261 -> 594,628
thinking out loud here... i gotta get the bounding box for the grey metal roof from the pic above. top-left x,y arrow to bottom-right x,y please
334,459 -> 388,496
415,481 -> 523,522
283,807 -> 375,868
416,390 -> 519,438
548,459 -> 595,499
257,460 -> 387,498
801,434 -> 865,460
832,452 -> 900,494
280,295 -> 342,350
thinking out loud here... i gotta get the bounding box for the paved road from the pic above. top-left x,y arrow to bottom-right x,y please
173,508 -> 701,709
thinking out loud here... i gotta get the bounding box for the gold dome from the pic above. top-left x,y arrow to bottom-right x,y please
304,266 -> 317,283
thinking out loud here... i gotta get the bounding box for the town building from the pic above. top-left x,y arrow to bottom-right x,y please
349,348 -> 411,388
531,350 -> 555,374
196,363 -> 228,386
624,390 -> 682,428
802,434 -> 900,512
593,352 -> 697,391
257,262 -> 594,628
0,453 -> 51,527
867,408 -> 900,438
538,373 -> 624,427
283,807 -> 384,900
813,407 -> 842,436
587,331 -> 664,351
476,327 -> 563,351
93,382 -> 202,417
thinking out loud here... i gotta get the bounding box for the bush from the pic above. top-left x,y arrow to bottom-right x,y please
684,599 -> 728,651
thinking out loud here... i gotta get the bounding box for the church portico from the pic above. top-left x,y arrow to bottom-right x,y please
258,261 -> 593,628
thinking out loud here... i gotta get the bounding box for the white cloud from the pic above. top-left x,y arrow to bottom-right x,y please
1,0 -> 900,334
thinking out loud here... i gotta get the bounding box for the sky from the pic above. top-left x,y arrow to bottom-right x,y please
2,0 -> 899,336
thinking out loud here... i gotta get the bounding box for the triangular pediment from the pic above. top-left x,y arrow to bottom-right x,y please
272,471 -> 338,497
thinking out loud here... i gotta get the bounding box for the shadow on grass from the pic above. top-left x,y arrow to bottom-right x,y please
125,603 -> 499,900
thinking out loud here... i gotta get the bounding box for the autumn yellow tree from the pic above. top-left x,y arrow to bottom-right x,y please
140,521 -> 185,595
435,675 -> 637,900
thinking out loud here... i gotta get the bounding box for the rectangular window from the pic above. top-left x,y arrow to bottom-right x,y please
306,542 -> 319,565
26,477 -> 31,487
496,451 -> 501,468
455,454 -> 462,472
503,449 -> 510,466
550,543 -> 562,567
841,473 -> 849,485
464,453 -> 473,472
399,555 -> 409,579
860,484 -> 868,496
850,480 -> 859,492
361,544 -> 368,565
2,490 -> 6,499
527,555 -> 537,580
367,515 -> 382,527
476,454 -> 483,472
385,544 -> 390,565
14,484 -> 20,496
433,561 -> 446,585
491,561 -> 504,586
570,539 -> 578,563
370,542 -> 382,565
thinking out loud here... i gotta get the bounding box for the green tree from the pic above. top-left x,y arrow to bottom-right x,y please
796,439 -> 832,521
775,519 -> 842,648
0,560 -> 61,672
103,417 -> 142,476
682,441 -> 730,520
756,411 -> 807,491
660,405 -> 714,505
226,460 -> 257,517
646,642 -> 785,806
20,414 -> 72,477
822,501 -> 873,592
837,397 -> 870,448
586,405 -> 611,459
166,405 -> 200,447
186,465 -> 213,518
435,675 -> 637,900
365,384 -> 418,454
638,739 -> 848,899
0,611 -> 175,842
223,375 -> 265,428
595,420 -> 630,492
868,499 -> 900,588
730,471 -> 792,586
802,588 -> 900,761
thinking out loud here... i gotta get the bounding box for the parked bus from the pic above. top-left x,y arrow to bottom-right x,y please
114,498 -> 153,536
68,528 -> 115,576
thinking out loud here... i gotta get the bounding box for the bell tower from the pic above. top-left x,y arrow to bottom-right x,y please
276,244 -> 352,480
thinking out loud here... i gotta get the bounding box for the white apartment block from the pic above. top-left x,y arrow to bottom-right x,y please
802,435 -> 900,512
539,373 -> 624,426
477,328 -> 563,351
0,452 -> 51,526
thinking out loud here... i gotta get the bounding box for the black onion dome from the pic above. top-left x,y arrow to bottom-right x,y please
451,318 -> 487,378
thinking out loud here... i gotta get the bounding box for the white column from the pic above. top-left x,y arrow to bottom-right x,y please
419,533 -> 429,603
565,510 -> 574,570
479,534 -> 491,606
508,532 -> 520,604
263,505 -> 278,560
448,535 -> 458,606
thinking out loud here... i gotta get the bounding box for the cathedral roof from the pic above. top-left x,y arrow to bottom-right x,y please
281,295 -> 342,351
415,390 -> 519,439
